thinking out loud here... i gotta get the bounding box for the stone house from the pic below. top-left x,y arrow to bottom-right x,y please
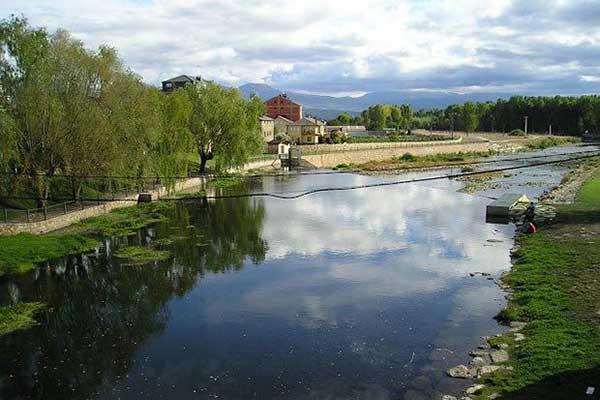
288,117 -> 326,144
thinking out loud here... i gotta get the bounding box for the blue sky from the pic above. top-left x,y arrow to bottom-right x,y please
3,0 -> 600,97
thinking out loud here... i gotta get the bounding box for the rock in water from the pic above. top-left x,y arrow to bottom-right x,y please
446,365 -> 471,379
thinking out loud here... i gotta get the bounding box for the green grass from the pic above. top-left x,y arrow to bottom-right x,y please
114,246 -> 171,265
525,136 -> 580,150
0,302 -> 45,337
75,201 -> 173,236
209,175 -> 244,188
0,233 -> 98,276
358,150 -> 494,171
474,165 -> 600,399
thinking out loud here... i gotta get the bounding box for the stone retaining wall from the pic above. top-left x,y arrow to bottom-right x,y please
0,177 -> 208,236
303,141 -> 491,168
299,137 -> 461,155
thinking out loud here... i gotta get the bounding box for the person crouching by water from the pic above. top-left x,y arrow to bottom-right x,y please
524,202 -> 537,234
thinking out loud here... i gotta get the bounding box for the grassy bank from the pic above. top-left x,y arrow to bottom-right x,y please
73,201 -> 173,236
0,201 -> 175,276
336,150 -> 495,172
475,162 -> 600,399
0,233 -> 98,276
525,135 -> 580,150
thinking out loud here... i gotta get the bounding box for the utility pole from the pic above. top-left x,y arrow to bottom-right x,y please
524,116 -> 529,134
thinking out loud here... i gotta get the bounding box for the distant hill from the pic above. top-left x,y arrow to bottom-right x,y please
238,83 -> 509,119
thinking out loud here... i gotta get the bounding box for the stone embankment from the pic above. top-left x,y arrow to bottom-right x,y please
303,139 -> 491,168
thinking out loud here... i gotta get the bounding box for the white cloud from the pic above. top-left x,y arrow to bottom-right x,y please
3,0 -> 600,94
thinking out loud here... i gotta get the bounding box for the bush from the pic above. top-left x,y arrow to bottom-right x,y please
399,153 -> 415,161
509,129 -> 526,136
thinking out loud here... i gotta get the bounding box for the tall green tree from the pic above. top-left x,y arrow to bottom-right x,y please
0,16 -> 65,207
187,83 -> 264,173
153,88 -> 194,192
462,102 -> 479,134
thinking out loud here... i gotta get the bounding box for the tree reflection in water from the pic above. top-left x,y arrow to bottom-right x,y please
0,196 -> 267,400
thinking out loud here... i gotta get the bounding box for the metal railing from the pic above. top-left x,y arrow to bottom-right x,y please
0,178 -> 171,224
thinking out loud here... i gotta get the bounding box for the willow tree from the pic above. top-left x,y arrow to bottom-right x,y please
0,16 -> 66,207
186,82 -> 264,173
153,88 -> 194,192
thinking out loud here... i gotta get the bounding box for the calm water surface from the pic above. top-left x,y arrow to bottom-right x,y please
1,146 -> 590,400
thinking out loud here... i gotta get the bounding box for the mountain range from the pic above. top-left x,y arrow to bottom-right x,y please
238,83 -> 510,120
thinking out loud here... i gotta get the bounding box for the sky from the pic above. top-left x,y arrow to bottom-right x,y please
3,0 -> 600,97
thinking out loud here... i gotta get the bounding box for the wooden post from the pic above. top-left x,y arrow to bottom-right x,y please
43,206 -> 48,221
63,202 -> 68,214
26,209 -> 30,223
3,208 -> 7,223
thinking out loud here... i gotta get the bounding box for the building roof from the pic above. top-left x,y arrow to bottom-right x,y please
274,115 -> 293,123
259,115 -> 274,121
290,117 -> 325,126
265,94 -> 301,107
162,75 -> 198,83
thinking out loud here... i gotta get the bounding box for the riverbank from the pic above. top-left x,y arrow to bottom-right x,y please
458,159 -> 600,399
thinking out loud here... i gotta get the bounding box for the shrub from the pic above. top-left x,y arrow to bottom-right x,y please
509,129 -> 526,136
400,152 -> 415,161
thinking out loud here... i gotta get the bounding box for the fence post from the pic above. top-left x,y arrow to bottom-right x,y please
63,202 -> 67,214
43,206 -> 48,221
97,193 -> 100,205
26,209 -> 30,223
3,208 -> 7,223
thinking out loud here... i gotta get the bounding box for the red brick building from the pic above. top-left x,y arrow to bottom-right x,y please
264,94 -> 303,122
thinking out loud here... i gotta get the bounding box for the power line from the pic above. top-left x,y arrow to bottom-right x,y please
2,152 -> 597,204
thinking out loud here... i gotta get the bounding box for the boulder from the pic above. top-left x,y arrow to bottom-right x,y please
469,350 -> 490,358
514,333 -> 525,341
490,350 -> 509,363
446,365 -> 471,379
479,365 -> 501,375
465,384 -> 485,395
509,321 -> 526,331
470,356 -> 488,366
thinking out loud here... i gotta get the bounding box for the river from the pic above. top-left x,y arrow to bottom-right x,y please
0,145 -> 596,400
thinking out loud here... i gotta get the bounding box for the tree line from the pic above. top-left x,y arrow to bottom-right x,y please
0,17 -> 264,208
328,96 -> 600,135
